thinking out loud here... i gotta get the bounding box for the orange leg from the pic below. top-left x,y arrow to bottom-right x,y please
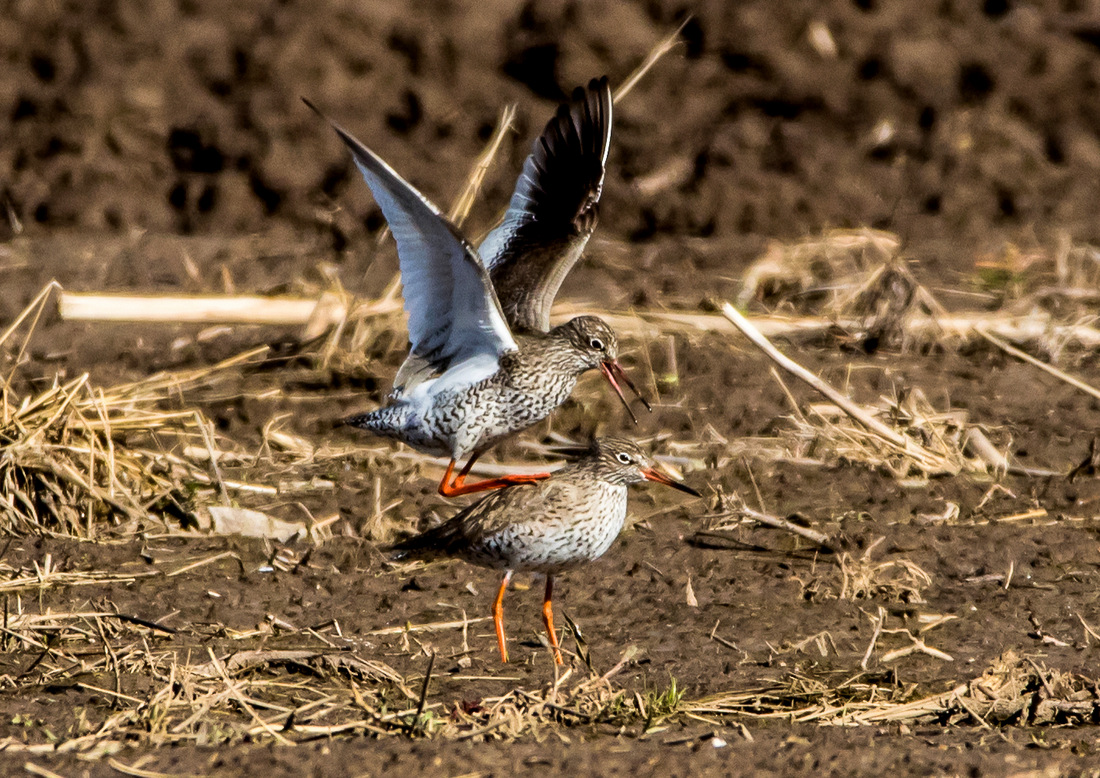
493,570 -> 513,663
438,454 -> 551,498
542,575 -> 563,665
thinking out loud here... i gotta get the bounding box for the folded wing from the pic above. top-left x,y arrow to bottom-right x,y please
390,476 -> 581,556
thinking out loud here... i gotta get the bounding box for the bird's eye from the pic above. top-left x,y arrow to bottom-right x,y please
616,452 -> 632,464
590,337 -> 605,351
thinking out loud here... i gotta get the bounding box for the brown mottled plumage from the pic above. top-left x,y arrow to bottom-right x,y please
390,437 -> 700,664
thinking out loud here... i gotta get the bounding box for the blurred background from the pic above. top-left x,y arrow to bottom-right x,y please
4,0 -> 1100,302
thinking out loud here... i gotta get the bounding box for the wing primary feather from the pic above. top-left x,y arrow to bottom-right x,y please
479,77 -> 613,331
304,97 -> 516,373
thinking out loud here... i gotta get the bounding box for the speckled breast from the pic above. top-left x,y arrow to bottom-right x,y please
463,482 -> 628,575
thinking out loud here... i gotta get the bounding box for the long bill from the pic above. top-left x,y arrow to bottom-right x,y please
599,360 -> 653,425
641,467 -> 702,497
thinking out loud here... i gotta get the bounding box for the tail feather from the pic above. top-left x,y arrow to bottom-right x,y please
384,492 -> 494,559
344,405 -> 406,434
343,411 -> 378,429
385,520 -> 461,560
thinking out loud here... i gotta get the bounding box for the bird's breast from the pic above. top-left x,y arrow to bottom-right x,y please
465,482 -> 628,574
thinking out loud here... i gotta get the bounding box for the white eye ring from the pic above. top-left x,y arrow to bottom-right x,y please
616,452 -> 632,464
590,337 -> 604,350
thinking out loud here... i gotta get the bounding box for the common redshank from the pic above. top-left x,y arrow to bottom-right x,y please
309,78 -> 649,498
389,437 -> 700,664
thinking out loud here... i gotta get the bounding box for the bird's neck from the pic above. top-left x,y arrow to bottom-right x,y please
512,331 -> 592,376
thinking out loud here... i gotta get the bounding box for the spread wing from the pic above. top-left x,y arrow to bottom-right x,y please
478,77 -> 612,332
309,101 -> 517,388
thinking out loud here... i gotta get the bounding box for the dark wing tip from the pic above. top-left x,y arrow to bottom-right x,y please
583,76 -> 612,158
588,75 -> 610,92
382,535 -> 436,561
520,76 -> 613,235
383,534 -> 417,554
300,97 -> 374,167
301,96 -> 321,116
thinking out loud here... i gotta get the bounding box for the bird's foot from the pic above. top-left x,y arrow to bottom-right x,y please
438,472 -> 551,498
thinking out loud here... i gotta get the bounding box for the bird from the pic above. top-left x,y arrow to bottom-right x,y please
307,77 -> 650,499
388,436 -> 701,664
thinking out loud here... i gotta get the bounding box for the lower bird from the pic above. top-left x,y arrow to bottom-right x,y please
389,437 -> 700,664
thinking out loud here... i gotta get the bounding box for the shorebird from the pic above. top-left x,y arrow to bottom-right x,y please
310,78 -> 649,498
389,437 -> 700,664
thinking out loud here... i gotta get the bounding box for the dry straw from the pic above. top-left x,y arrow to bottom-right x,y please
687,651 -> 1099,728
721,302 -> 979,478
0,603 -> 1095,756
0,284 -> 269,537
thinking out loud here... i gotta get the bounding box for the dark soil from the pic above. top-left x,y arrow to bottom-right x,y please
2,0 -> 1100,774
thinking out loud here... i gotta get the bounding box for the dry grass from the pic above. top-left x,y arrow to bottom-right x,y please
687,651 -> 1099,728
0,593 -> 1095,758
722,301 -> 983,479
0,617 -> 414,753
737,228 -> 902,312
0,596 -> 664,754
1,284 -> 390,542
736,230 -> 1100,354
701,489 -> 836,551
977,232 -> 1100,307
0,285 -> 281,538
830,536 -> 934,604
783,385 -> 980,479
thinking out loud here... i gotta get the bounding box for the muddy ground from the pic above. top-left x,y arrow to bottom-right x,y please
3,0 -> 1100,775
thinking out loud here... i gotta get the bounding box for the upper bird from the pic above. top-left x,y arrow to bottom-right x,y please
389,436 -> 701,664
310,77 -> 649,498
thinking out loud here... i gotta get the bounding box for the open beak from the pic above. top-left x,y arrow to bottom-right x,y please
641,467 -> 702,497
600,360 -> 653,425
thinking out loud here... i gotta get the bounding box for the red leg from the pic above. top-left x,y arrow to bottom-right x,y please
438,453 -> 551,498
542,575 -> 563,665
437,458 -> 464,497
493,570 -> 513,663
